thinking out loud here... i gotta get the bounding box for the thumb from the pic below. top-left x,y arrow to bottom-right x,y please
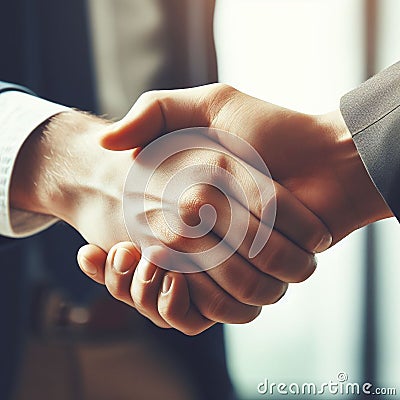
77,244 -> 107,284
99,84 -> 229,151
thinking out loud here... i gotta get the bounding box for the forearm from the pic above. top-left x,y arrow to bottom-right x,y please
11,111 -> 106,221
9,109 -> 133,250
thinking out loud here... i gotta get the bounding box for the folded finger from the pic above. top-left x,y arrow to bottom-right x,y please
130,247 -> 171,329
77,244 -> 107,284
158,272 -> 215,335
104,242 -> 140,307
185,271 -> 262,323
210,193 -> 317,283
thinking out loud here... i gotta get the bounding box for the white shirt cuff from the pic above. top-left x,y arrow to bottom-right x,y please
0,91 -> 70,238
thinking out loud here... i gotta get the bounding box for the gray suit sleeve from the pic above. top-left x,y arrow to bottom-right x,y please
340,62 -> 400,220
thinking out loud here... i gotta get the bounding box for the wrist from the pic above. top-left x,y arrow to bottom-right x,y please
318,110 -> 393,228
10,111 -> 114,226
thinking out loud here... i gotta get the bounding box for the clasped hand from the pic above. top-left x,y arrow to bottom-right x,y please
74,84 -> 334,335
75,84 -> 390,335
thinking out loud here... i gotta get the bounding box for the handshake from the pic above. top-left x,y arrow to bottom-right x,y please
12,84 -> 391,335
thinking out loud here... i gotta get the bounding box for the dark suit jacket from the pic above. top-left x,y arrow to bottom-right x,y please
0,2 -> 233,400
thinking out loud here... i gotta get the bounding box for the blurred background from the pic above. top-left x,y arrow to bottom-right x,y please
2,0 -> 399,399
214,0 -> 400,398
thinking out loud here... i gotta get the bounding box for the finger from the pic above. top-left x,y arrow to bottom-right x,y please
104,242 -> 140,307
185,271 -> 262,324
130,247 -> 171,329
274,184 -> 332,253
238,226 -> 317,284
157,272 -> 215,336
215,152 -> 332,253
174,226 -> 288,306
151,196 -> 289,306
77,244 -> 107,284
210,193 -> 317,283
202,248 -> 288,307
179,182 -> 317,282
174,147 -> 331,254
127,233 -> 262,323
99,83 -> 232,151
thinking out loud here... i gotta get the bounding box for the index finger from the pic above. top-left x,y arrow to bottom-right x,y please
99,83 -> 235,151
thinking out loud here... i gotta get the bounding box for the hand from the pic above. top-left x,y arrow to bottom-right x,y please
77,241 -> 215,333
100,83 -> 392,244
78,83 -> 393,334
10,112 -> 217,333
10,98 -> 330,335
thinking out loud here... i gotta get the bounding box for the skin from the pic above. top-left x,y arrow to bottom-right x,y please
78,83 -> 393,334
10,84 -> 392,335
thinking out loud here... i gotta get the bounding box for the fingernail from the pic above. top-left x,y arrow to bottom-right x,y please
314,233 -> 333,253
162,274 -> 173,294
80,255 -> 97,276
137,258 -> 157,282
112,248 -> 135,274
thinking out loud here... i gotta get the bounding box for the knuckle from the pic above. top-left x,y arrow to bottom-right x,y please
180,186 -> 206,217
138,89 -> 162,103
209,83 -> 237,99
179,184 -> 217,227
206,83 -> 239,124
206,151 -> 229,178
137,90 -> 169,122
